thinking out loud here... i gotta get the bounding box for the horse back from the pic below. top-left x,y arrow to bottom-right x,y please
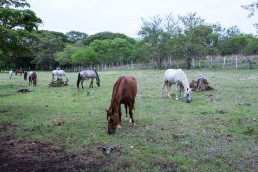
113,76 -> 137,102
164,69 -> 183,83
80,70 -> 96,78
29,71 -> 37,78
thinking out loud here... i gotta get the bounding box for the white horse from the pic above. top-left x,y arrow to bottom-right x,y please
52,69 -> 69,81
160,69 -> 192,103
8,70 -> 13,79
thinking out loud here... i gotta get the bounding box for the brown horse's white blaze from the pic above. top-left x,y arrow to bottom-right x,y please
28,71 -> 37,86
106,76 -> 137,134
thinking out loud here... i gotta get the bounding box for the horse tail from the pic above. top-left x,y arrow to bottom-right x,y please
77,73 -> 81,89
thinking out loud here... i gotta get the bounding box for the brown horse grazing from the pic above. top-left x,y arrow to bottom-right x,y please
15,70 -> 23,75
106,76 -> 137,134
24,71 -> 27,80
28,71 -> 37,86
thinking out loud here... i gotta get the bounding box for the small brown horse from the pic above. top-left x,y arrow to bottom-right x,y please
29,71 -> 37,86
15,70 -> 24,75
106,76 -> 137,134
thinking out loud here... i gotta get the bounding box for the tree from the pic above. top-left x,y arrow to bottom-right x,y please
0,0 -> 42,68
30,30 -> 69,70
54,44 -> 80,66
138,15 -> 166,68
243,36 -> 258,55
110,38 -> 135,65
241,1 -> 258,32
178,13 -> 205,68
82,32 -> 135,46
65,31 -> 88,43
89,39 -> 113,67
71,47 -> 97,66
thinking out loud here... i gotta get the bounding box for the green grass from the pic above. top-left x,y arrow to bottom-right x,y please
0,69 -> 257,171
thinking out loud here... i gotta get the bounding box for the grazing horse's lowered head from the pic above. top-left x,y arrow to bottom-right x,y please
161,69 -> 192,103
29,71 -> 37,86
106,76 -> 137,134
77,70 -> 100,89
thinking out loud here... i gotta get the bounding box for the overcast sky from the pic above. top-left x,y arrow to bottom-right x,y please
26,0 -> 257,38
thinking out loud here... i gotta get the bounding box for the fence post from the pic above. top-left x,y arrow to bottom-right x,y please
223,57 -> 226,69
209,57 -> 212,70
192,58 -> 195,68
235,56 -> 238,69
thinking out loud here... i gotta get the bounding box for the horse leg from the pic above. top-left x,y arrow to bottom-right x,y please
160,81 -> 166,96
117,105 -> 122,128
124,104 -> 129,121
89,79 -> 93,88
175,83 -> 179,100
128,102 -> 135,126
167,83 -> 172,98
81,80 -> 84,89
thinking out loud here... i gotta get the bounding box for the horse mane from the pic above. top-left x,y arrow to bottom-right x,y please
178,69 -> 190,90
110,76 -> 125,110
93,70 -> 100,82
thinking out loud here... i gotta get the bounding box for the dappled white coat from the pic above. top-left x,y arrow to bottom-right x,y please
52,69 -> 69,81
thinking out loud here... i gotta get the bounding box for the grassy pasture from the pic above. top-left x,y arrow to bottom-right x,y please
0,69 -> 257,171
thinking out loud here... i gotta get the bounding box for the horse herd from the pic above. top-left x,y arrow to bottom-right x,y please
8,68 -> 191,134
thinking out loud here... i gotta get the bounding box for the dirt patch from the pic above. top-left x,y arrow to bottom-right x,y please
0,123 -> 108,172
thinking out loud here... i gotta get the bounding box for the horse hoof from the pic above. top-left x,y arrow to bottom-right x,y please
117,125 -> 122,129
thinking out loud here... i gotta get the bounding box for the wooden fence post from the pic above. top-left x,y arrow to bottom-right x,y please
235,56 -> 238,69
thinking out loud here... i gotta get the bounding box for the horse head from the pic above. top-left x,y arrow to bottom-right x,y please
184,87 -> 192,103
106,108 -> 119,134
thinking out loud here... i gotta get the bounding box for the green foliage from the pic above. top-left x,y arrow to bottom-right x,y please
30,30 -> 70,69
71,47 -> 97,65
54,44 -> 80,66
138,13 -> 258,69
0,0 -> 42,67
65,31 -> 88,43
82,31 -> 136,46
243,37 -> 258,55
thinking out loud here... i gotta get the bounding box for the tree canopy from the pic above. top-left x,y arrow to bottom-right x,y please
1,0 -> 258,70
0,0 -> 42,68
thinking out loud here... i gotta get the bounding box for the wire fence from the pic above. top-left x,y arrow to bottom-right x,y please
1,55 -> 257,73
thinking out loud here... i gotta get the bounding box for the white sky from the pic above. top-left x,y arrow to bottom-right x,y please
26,0 -> 257,38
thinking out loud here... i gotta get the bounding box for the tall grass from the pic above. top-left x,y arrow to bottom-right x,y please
0,69 -> 257,171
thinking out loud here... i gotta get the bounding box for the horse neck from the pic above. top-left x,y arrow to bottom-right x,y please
63,72 -> 68,78
93,70 -> 99,82
110,77 -> 125,110
179,72 -> 190,91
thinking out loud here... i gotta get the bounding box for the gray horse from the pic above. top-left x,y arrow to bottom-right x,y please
77,70 -> 100,89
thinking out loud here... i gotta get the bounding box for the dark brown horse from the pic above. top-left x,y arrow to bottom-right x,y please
29,71 -> 37,86
15,70 -> 23,75
106,76 -> 137,134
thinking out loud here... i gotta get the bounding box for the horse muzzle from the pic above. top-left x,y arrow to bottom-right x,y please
108,129 -> 116,134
